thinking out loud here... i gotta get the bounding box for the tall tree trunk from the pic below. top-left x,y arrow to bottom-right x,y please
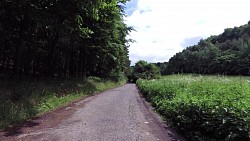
69,34 -> 75,77
0,40 -> 7,75
47,32 -> 59,76
13,7 -> 29,77
13,31 -> 24,76
82,44 -> 88,78
23,46 -> 31,75
78,47 -> 83,77
64,54 -> 69,77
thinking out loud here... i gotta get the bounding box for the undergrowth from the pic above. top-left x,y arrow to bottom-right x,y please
0,77 -> 126,129
137,74 -> 250,141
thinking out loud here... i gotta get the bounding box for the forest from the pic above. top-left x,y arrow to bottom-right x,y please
157,21 -> 250,76
0,0 -> 132,79
0,0 -> 133,129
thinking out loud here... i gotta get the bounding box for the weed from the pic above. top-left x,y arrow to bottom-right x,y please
0,77 -> 126,129
137,75 -> 250,141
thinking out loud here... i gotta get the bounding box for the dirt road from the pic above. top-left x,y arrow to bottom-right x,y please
0,84 -> 185,141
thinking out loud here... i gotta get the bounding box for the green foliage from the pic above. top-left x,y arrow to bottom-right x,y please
132,60 -> 160,81
0,0 -> 132,78
0,77 -> 126,129
163,21 -> 250,75
0,0 -> 132,129
154,62 -> 171,75
137,75 -> 250,141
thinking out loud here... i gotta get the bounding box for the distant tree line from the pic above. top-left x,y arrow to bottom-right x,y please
0,0 -> 132,78
158,21 -> 250,75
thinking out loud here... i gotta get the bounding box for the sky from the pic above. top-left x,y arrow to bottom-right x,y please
124,0 -> 250,65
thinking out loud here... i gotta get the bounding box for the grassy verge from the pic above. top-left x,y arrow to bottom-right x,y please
0,76 -> 126,129
136,74 -> 250,141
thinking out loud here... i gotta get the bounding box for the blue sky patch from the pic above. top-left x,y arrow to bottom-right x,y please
124,0 -> 139,16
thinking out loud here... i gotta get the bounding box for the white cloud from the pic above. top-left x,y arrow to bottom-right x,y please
125,0 -> 250,65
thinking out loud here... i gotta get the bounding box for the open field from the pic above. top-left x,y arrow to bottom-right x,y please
137,74 -> 250,141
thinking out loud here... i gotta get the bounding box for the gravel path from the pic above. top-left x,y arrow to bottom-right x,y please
0,84 -> 185,141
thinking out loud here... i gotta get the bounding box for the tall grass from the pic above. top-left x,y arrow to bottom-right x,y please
0,77 -> 126,129
137,75 -> 250,141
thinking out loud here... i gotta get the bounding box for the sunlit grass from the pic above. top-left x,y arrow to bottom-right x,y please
137,74 -> 250,141
0,77 -> 126,129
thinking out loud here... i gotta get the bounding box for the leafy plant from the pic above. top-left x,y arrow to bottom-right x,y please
137,75 -> 250,141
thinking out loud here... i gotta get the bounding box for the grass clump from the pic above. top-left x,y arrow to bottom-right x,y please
137,75 -> 250,141
0,77 -> 126,129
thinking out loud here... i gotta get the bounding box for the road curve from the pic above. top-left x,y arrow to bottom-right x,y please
0,84 -> 185,141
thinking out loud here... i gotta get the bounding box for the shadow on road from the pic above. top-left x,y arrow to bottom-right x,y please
2,118 -> 40,137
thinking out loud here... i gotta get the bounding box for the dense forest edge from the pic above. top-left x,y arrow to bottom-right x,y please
0,0 -> 132,78
0,0 -> 131,129
155,21 -> 250,76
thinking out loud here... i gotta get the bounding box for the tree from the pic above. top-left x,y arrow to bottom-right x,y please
0,0 -> 132,79
165,21 -> 250,76
133,60 -> 160,81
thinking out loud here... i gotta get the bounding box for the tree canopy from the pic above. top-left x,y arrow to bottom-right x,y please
0,0 -> 133,78
160,21 -> 250,75
132,60 -> 160,81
